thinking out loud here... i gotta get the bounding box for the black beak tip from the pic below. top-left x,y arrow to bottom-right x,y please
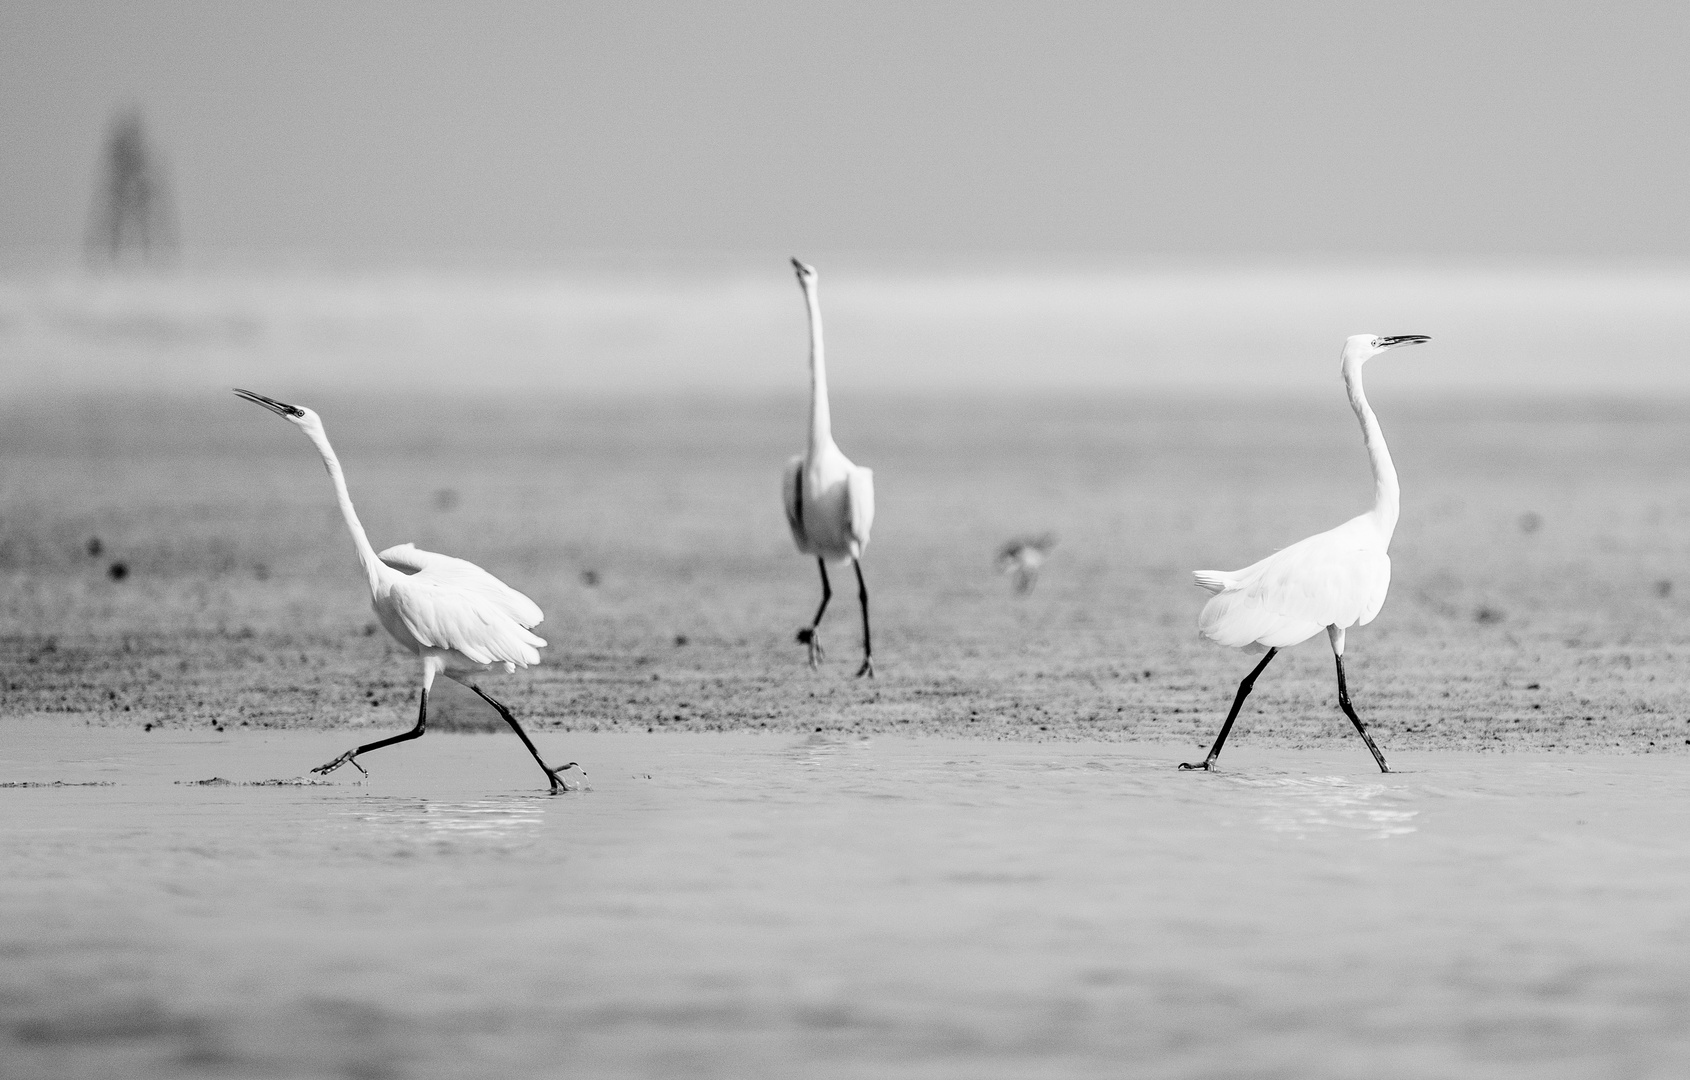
233,388 -> 303,417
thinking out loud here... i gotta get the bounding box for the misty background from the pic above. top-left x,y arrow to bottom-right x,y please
2,1 -> 1687,396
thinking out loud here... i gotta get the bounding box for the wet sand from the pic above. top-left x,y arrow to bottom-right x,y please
5,720 -> 1690,1078
4,391 -> 1690,752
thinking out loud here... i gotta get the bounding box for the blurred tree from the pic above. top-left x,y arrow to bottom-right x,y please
85,108 -> 178,268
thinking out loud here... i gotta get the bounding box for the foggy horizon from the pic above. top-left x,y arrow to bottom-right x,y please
5,2 -> 1689,264
6,3 -> 1689,396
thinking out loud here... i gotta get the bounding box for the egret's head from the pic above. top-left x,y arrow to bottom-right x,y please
233,388 -> 322,434
791,257 -> 817,287
1343,334 -> 1430,365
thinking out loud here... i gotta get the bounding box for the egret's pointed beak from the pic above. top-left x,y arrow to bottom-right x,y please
791,257 -> 814,276
1379,335 -> 1431,350
233,388 -> 304,418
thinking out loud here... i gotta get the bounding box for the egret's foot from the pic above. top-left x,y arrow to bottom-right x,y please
1178,760 -> 1214,771
312,750 -> 368,777
796,627 -> 824,667
855,657 -> 875,679
544,761 -> 586,793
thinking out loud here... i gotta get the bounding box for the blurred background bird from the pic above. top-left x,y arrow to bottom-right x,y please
996,533 -> 1058,595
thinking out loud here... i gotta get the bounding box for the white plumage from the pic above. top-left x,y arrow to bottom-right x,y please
375,542 -> 545,669
781,450 -> 874,564
783,258 -> 876,676
1181,334 -> 1429,773
1193,514 -> 1390,652
233,389 -> 580,791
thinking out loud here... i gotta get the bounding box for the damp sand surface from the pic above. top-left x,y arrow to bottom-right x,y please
5,719 -> 1690,1079
8,392 -> 1690,751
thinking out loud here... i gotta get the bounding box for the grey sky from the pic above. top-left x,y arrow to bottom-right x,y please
2,1 -> 1687,262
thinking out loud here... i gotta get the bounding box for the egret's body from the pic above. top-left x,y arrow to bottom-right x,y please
1182,334 -> 1429,773
233,389 -> 580,791
781,258 -> 876,676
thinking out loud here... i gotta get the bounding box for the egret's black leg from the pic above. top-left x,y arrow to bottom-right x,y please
313,688 -> 429,777
469,684 -> 583,793
1180,648 -> 1278,771
796,558 -> 832,667
1335,655 -> 1390,774
853,557 -> 874,678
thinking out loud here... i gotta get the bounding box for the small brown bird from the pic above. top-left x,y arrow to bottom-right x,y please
996,533 -> 1058,594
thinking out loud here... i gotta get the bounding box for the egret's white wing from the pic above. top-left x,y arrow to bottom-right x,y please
844,466 -> 874,552
1236,525 -> 1389,630
385,573 -> 546,669
781,455 -> 808,549
1198,587 -> 1327,651
1197,516 -> 1391,650
379,543 -> 543,629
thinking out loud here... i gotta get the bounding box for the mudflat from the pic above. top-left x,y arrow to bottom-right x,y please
2,390 -> 1688,755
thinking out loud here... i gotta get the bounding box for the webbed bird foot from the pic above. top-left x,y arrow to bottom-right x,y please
796,627 -> 824,667
312,750 -> 368,778
1177,760 -> 1213,772
545,761 -> 586,793
855,657 -> 875,679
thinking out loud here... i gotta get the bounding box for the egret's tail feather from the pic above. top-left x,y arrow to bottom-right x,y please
1193,571 -> 1231,595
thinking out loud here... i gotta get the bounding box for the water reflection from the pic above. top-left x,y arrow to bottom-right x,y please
333,795 -> 549,845
1241,775 -> 1419,839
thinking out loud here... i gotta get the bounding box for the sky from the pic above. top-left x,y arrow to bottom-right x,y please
3,1 -> 1689,264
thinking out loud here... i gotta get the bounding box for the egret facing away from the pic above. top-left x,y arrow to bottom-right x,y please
1183,334 -> 1430,774
233,390 -> 582,792
781,258 -> 876,677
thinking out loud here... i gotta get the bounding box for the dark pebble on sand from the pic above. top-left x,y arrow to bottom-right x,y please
108,562 -> 128,581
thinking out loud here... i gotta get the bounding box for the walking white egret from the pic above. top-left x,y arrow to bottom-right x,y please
233,389 -> 581,792
1182,334 -> 1430,773
781,258 -> 876,676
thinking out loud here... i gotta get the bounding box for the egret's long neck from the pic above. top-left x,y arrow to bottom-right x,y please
303,425 -> 383,595
801,279 -> 832,457
1344,357 -> 1399,544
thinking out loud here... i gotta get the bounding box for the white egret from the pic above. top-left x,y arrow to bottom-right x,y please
1182,334 -> 1430,774
997,533 -> 1058,594
233,389 -> 581,792
781,258 -> 876,676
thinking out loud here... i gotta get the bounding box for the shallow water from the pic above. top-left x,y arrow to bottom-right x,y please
4,720 -> 1690,1079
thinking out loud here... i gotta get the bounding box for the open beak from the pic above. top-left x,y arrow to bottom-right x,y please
1379,335 -> 1430,350
233,388 -> 304,418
